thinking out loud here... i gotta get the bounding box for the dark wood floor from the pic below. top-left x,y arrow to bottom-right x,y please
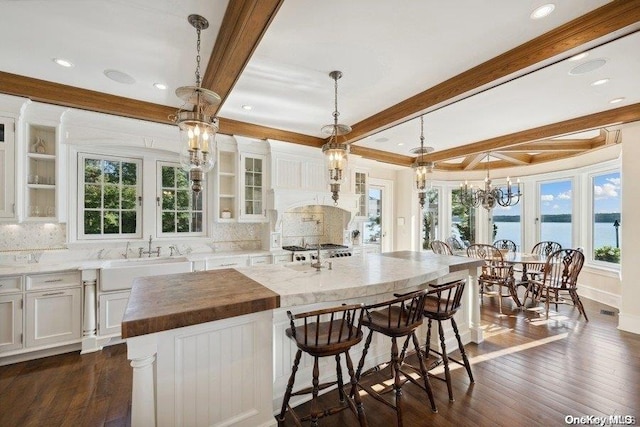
1,296 -> 639,427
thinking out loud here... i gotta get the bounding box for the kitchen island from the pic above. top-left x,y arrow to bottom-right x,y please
122,251 -> 483,427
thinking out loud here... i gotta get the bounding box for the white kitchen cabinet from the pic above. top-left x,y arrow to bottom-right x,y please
98,291 -> 130,336
250,254 -> 271,266
273,253 -> 292,264
353,170 -> 368,218
214,148 -> 238,222
206,255 -> 249,270
25,287 -> 82,347
25,124 -> 57,221
0,294 -> 23,353
0,116 -> 16,220
239,152 -> 267,222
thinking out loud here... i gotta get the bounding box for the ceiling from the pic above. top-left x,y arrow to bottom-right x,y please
1,0 -> 639,171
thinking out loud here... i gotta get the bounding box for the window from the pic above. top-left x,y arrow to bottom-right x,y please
422,189 -> 439,250
364,187 -> 382,244
355,172 -> 367,217
158,162 -> 204,236
493,186 -> 522,250
451,188 -> 475,247
80,154 -> 141,238
592,171 -> 621,264
539,180 -> 572,248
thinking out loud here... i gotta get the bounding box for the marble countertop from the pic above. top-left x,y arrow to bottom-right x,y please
120,251 -> 483,338
0,249 -> 286,275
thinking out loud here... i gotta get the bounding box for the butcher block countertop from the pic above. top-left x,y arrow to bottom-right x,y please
121,268 -> 280,338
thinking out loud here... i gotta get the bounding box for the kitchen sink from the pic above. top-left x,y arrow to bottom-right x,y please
100,257 -> 192,291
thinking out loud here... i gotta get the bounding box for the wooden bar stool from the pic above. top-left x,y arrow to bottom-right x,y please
276,303 -> 368,427
352,290 -> 437,426
421,279 -> 474,402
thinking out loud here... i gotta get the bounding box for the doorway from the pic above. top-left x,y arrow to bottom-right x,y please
365,178 -> 393,252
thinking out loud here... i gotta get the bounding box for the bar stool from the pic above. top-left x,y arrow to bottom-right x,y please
353,290 -> 437,426
276,303 -> 368,427
421,279 -> 474,402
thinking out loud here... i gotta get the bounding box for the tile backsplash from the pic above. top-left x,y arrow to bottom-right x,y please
0,223 -> 67,251
282,205 -> 350,246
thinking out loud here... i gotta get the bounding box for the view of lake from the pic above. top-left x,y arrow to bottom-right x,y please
494,221 -> 619,250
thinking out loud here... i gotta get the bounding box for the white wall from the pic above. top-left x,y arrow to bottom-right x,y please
619,121 -> 640,334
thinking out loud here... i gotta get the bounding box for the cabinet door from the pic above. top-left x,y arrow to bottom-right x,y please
99,291 -> 130,336
0,116 -> 16,219
0,294 -> 23,353
26,287 -> 82,347
215,149 -> 238,222
239,153 -> 267,222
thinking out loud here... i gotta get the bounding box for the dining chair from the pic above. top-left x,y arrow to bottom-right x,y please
467,243 -> 520,313
528,241 -> 562,280
445,236 -> 467,251
493,239 -> 517,253
430,240 -> 453,255
522,249 -> 588,321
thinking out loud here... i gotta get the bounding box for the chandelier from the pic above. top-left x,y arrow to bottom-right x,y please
458,153 -> 521,210
411,115 -> 434,209
321,71 -> 351,205
170,14 -> 220,193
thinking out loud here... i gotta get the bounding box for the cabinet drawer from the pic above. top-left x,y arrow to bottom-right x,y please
0,276 -> 23,294
26,271 -> 81,291
273,254 -> 292,264
206,256 -> 249,270
250,256 -> 271,266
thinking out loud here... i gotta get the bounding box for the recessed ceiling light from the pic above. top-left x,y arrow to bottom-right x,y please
153,83 -> 167,90
53,58 -> 73,68
568,52 -> 588,62
568,59 -> 606,75
104,69 -> 136,85
374,137 -> 389,143
609,97 -> 625,104
397,143 -> 404,146
530,3 -> 555,19
590,78 -> 610,86
241,105 -> 253,111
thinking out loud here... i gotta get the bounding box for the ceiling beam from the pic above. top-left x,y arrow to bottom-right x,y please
349,146 -> 414,167
498,139 -> 595,152
202,0 -> 284,113
344,1 -> 640,143
490,152 -> 532,165
219,118 -> 324,147
0,71 -> 176,124
460,153 -> 485,171
425,103 -> 640,163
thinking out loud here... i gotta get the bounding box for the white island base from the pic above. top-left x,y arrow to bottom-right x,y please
125,252 -> 483,427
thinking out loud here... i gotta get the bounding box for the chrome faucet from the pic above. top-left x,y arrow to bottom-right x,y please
311,246 -> 323,271
169,245 -> 182,256
121,242 -> 131,259
139,235 -> 161,257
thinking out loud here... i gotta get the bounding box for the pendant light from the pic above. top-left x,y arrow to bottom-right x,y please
321,71 -> 351,205
170,14 -> 220,193
411,115 -> 434,209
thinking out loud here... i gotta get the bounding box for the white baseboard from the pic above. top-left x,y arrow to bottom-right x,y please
577,284 -> 621,309
618,313 -> 640,335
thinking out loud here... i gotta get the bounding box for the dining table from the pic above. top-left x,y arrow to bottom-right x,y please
501,252 -> 548,286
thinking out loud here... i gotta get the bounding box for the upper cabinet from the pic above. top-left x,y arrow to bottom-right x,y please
213,136 -> 269,223
22,103 -> 67,223
353,169 -> 368,218
0,116 -> 16,220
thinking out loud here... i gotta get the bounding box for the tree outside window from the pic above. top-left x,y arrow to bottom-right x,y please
159,163 -> 204,235
592,171 -> 621,264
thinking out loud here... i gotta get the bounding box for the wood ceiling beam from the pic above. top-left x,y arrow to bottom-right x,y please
0,71 -> 176,124
349,146 -> 414,167
218,118 -> 324,147
425,103 -> 640,163
490,152 -> 532,165
498,139 -> 595,152
460,153 -> 485,170
344,1 -> 640,143
202,0 -> 284,114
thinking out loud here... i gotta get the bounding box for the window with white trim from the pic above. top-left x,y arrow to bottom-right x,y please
157,162 -> 205,236
591,170 -> 621,265
79,154 -> 141,239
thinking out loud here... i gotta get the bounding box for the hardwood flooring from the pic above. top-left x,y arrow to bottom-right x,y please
1,296 -> 638,427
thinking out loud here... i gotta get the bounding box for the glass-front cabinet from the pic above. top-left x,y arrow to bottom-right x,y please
214,148 -> 237,222
0,117 -> 16,220
240,153 -> 266,221
26,124 -> 57,220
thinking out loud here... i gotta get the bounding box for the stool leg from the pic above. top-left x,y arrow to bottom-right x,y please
425,318 -> 433,358
354,329 -> 374,383
345,350 -> 369,427
451,317 -> 474,383
277,349 -> 302,425
412,332 -> 437,413
438,320 -> 454,401
335,354 -> 345,403
310,356 -> 320,427
391,336 -> 404,427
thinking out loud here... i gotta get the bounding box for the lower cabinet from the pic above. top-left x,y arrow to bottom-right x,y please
0,294 -> 23,352
98,291 -> 130,336
25,287 -> 81,348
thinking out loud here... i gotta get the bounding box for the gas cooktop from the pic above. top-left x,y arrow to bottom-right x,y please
282,244 -> 348,252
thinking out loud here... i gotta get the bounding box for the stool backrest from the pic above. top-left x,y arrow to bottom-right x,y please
431,240 -> 453,255
425,280 -> 466,316
287,304 -> 364,348
542,249 -> 584,290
